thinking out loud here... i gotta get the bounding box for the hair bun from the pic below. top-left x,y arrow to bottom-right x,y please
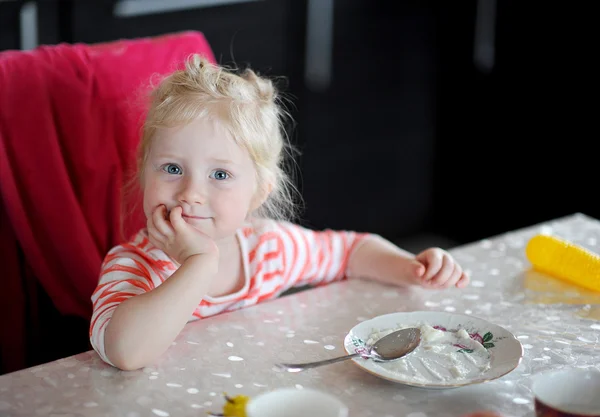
242,69 -> 275,102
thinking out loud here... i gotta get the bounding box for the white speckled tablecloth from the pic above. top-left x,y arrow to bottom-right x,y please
1,213 -> 599,417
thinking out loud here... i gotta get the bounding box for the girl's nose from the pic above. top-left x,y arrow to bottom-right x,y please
177,177 -> 206,205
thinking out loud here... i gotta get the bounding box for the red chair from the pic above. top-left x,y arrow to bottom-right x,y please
0,31 -> 215,374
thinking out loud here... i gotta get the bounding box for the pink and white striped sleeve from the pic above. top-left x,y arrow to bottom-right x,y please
274,222 -> 372,289
89,240 -> 170,366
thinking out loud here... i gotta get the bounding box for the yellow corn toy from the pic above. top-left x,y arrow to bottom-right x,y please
525,234 -> 600,292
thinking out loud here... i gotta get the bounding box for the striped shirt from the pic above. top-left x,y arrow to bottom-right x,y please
90,220 -> 369,365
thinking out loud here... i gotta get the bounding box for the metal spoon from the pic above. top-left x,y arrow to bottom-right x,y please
275,327 -> 421,372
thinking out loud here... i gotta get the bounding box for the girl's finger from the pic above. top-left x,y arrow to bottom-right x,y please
430,254 -> 454,285
456,272 -> 470,288
418,251 -> 443,281
443,264 -> 463,288
147,227 -> 166,247
153,205 -> 174,236
169,206 -> 187,232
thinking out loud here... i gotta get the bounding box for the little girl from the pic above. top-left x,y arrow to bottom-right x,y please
90,55 -> 470,371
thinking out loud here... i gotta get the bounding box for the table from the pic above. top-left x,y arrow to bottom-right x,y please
1,213 -> 599,417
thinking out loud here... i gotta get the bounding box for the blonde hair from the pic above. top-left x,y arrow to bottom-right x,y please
138,54 -> 301,222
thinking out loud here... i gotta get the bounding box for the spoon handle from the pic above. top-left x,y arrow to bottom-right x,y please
275,352 -> 362,372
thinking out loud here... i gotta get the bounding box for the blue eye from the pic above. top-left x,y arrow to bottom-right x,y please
210,170 -> 229,180
162,164 -> 182,175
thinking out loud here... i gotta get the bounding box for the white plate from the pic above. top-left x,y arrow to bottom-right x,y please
343,311 -> 523,389
246,388 -> 349,417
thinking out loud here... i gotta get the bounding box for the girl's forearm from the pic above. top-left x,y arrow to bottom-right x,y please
346,235 -> 422,287
104,254 -> 218,370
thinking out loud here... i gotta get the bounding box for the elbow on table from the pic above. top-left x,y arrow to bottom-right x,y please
103,329 -> 158,371
102,316 -> 162,371
106,349 -> 153,372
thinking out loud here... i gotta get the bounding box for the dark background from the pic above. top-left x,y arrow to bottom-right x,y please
1,0 -> 597,372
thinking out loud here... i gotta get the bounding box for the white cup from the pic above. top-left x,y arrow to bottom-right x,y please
246,387 -> 349,417
531,368 -> 600,416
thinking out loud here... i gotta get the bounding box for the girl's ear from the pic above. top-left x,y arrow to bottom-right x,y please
250,180 -> 273,213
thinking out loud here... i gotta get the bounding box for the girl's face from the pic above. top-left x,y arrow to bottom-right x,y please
142,117 -> 260,241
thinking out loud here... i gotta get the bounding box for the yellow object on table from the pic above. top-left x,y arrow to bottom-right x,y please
208,394 -> 250,417
525,234 -> 600,293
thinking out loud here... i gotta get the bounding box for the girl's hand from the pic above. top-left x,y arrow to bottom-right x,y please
147,205 -> 218,264
413,247 -> 469,289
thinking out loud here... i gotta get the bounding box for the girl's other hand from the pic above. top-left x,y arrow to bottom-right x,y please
413,248 -> 470,289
